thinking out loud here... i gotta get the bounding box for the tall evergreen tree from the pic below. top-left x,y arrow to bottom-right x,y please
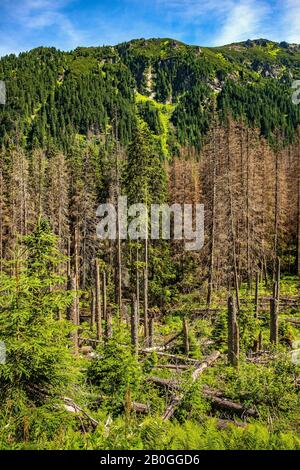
0,219 -> 74,405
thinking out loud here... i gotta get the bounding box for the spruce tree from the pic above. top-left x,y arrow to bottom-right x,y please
0,218 -> 75,405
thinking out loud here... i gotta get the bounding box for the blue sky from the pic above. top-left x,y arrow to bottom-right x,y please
0,0 -> 299,57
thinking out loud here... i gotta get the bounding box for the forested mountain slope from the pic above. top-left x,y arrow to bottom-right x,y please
1,37 -> 300,150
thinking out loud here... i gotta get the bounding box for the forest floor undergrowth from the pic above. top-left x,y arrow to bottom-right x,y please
1,276 -> 300,450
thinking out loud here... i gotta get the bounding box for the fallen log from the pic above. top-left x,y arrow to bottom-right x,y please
146,376 -> 181,390
202,386 -> 258,417
156,352 -> 200,363
162,351 -> 221,421
141,350 -> 201,364
283,318 -> 300,325
246,351 -> 277,364
163,331 -> 183,347
258,297 -> 300,303
80,338 -> 102,344
131,402 -> 149,414
199,339 -> 216,347
61,397 -> 99,429
140,346 -> 169,353
208,396 -> 258,418
202,385 -> 224,397
154,364 -> 191,370
190,309 -> 220,320
140,331 -> 183,353
192,351 -> 221,381
149,377 -> 259,420
191,308 -> 221,313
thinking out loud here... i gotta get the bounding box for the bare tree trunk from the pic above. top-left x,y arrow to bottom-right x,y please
116,211 -> 122,320
260,140 -> 269,288
270,281 -> 279,345
90,288 -> 96,327
297,139 -> 300,276
231,213 -> 240,311
0,167 -> 3,273
227,296 -> 239,367
227,124 -> 240,311
105,308 -> 112,340
74,226 -> 80,325
276,257 -> 280,301
144,238 -> 149,343
67,274 -> 78,352
182,317 -> 190,355
67,236 -> 71,278
136,245 -> 140,326
273,150 -> 280,279
102,271 -> 107,322
207,134 -> 216,307
95,260 -> 102,340
246,128 -> 251,288
103,269 -> 111,340
131,295 -> 138,356
258,330 -> 263,351
113,125 -> 123,321
149,314 -> 154,347
254,271 -> 259,318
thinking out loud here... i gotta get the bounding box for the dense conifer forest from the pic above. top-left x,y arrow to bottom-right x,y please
0,37 -> 300,450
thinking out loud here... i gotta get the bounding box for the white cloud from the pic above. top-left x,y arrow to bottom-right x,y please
155,0 -> 272,45
212,0 -> 270,45
282,0 -> 300,43
25,10 -> 80,47
156,0 -> 234,24
1,0 -> 82,52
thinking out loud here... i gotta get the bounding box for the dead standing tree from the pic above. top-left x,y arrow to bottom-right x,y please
270,258 -> 280,345
228,296 -> 239,367
182,317 -> 190,355
148,309 -> 155,348
102,270 -> 112,340
254,271 -> 259,318
206,113 -> 218,307
226,122 -> 240,311
297,138 -> 300,276
131,295 -> 138,356
102,271 -> 107,323
95,260 -> 102,340
67,274 -> 79,353
90,288 -> 95,327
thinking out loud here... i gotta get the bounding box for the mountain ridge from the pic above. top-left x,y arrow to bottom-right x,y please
0,36 -> 300,151
2,37 -> 300,59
